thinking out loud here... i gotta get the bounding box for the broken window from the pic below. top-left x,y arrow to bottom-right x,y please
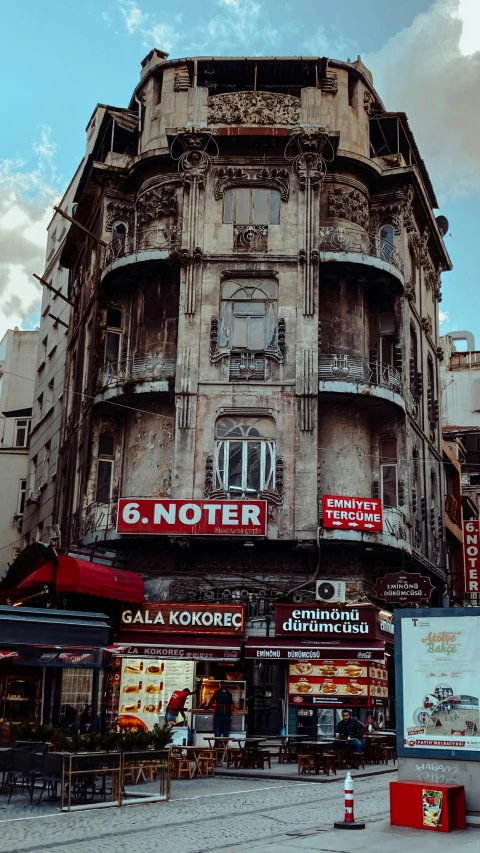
214,416 -> 276,496
381,438 -> 397,508
223,188 -> 280,225
105,308 -> 122,367
96,433 -> 115,503
219,279 -> 277,351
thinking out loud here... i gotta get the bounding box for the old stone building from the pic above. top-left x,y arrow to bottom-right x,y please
51,53 -> 450,733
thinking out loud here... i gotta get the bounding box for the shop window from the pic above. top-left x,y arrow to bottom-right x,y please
105,308 -> 122,367
219,279 -> 277,351
381,438 -> 398,508
214,416 -> 275,496
379,311 -> 395,367
14,418 -> 31,448
223,188 -> 280,225
96,433 -> 115,503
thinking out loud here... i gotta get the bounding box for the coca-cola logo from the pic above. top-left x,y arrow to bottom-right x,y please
293,696 -> 303,704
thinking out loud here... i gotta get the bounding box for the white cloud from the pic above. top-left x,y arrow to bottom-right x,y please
0,128 -> 60,340
366,0 -> 480,202
439,309 -> 450,327
114,0 -> 180,53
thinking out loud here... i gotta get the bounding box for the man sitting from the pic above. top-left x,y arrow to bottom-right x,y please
335,709 -> 365,752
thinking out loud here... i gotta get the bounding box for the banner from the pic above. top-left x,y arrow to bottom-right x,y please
117,498 -> 267,536
463,521 -> 480,593
400,612 -> 480,754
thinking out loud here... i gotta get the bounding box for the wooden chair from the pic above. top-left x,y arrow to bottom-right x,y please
379,745 -> 396,765
198,754 -> 215,777
346,751 -> 365,770
297,754 -> 315,774
170,757 -> 193,780
279,743 -> 294,763
226,748 -> 245,768
321,752 -> 337,776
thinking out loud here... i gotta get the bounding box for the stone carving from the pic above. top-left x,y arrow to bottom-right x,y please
176,133 -> 214,187
287,131 -> 330,187
204,455 -> 214,497
402,185 -> 416,233
405,281 -> 415,302
208,91 -> 301,126
105,200 -> 135,231
437,347 -> 444,362
259,457 -> 284,506
214,167 -> 249,199
277,318 -> 286,359
136,185 -> 177,228
255,168 -> 290,200
328,187 -> 369,229
214,166 -> 290,201
319,73 -> 338,94
369,202 -> 403,236
210,317 -> 219,359
364,91 -> 375,115
174,66 -> 191,91
234,224 -> 268,252
421,316 -> 432,336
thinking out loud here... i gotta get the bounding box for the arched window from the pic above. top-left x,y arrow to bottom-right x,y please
378,224 -> 394,262
219,279 -> 277,352
223,188 -> 280,225
214,416 -> 276,495
378,311 -> 395,367
381,438 -> 397,508
112,221 -> 127,241
96,433 -> 115,503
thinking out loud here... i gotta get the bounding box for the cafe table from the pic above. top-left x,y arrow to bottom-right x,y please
204,737 -> 239,764
183,746 -> 218,778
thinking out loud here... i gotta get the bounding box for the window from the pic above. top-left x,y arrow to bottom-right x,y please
38,393 -> 44,422
105,308 -> 122,367
96,433 -> 115,503
29,456 -> 37,494
14,418 -> 31,448
219,280 -> 278,351
17,479 -> 27,516
379,312 -> 395,367
41,443 -> 50,488
223,188 -> 280,225
410,324 -> 418,390
378,225 -> 395,261
82,321 -> 92,398
381,438 -> 397,508
214,416 -> 275,496
348,73 -> 358,108
45,379 -> 54,412
112,222 -> 128,253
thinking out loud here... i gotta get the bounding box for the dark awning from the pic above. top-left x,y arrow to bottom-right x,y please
113,633 -> 242,661
244,637 -> 386,662
0,555 -> 144,604
0,605 -> 110,649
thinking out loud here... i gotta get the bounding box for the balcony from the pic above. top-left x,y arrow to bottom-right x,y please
318,227 -> 404,282
318,503 -> 411,552
319,353 -> 404,410
81,500 -> 117,545
95,346 -> 177,403
102,226 -> 181,277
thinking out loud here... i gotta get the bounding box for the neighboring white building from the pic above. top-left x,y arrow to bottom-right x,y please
440,330 -> 480,510
0,329 -> 39,575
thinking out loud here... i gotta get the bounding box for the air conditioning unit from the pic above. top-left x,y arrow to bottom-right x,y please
315,580 -> 346,603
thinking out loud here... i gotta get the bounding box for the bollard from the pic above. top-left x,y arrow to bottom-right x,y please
334,771 -> 365,830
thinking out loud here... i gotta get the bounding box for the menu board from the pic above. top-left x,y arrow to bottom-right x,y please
117,658 -> 195,731
288,660 -> 387,707
400,612 -> 480,754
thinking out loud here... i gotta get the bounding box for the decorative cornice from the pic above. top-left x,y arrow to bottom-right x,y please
213,166 -> 290,201
208,91 -> 301,126
328,187 -> 369,229
136,185 -> 177,228
105,200 -> 135,231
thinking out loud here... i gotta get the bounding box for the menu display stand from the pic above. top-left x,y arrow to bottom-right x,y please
390,781 -> 466,832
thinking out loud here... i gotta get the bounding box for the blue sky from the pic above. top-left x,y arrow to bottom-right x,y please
1,0 -> 479,343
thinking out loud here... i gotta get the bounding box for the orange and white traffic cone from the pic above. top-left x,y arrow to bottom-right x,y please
334,771 -> 365,830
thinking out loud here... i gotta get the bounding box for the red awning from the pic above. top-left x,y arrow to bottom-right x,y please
1,556 -> 143,604
113,632 -> 242,661
244,637 -> 386,662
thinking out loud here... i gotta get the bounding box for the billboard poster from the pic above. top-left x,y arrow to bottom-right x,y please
288,660 -> 388,707
396,608 -> 480,760
117,657 -> 195,731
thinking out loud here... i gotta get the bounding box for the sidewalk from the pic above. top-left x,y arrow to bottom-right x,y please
216,759 -> 397,783
223,817 -> 480,853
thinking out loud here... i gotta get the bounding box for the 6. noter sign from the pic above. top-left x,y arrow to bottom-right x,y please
322,495 -> 383,531
117,498 -> 267,536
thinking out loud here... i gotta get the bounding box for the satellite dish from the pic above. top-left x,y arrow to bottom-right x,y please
436,215 -> 449,236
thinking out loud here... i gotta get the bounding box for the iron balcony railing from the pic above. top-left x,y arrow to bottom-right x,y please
83,500 -> 117,536
97,345 -> 177,390
383,506 -> 410,544
319,353 -> 402,395
318,227 -> 404,274
104,226 -> 181,266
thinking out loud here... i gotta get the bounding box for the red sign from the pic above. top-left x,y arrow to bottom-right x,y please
322,495 -> 383,531
287,659 -> 388,707
275,604 -> 379,639
464,521 -> 480,593
117,499 -> 267,536
120,603 -> 244,634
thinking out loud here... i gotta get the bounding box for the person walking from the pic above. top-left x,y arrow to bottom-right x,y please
207,682 -> 234,738
335,709 -> 365,752
164,687 -> 191,725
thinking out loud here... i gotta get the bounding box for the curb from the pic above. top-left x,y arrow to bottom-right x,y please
215,767 -> 398,783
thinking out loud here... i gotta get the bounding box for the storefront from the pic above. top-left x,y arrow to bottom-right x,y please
0,605 -> 110,733
244,604 -> 393,737
111,602 -> 247,744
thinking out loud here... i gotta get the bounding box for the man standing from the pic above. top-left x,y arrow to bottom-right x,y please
335,709 -> 365,752
165,687 -> 191,725
207,681 -> 234,738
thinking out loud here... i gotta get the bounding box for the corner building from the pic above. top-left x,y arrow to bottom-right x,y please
57,53 -> 451,736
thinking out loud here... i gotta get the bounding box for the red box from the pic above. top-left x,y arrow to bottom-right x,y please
390,781 -> 466,832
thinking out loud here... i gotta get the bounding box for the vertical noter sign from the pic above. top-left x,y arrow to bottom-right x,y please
464,521 -> 480,593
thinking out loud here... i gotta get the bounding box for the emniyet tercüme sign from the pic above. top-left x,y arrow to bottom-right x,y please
120,603 -> 244,634
397,609 -> 480,759
275,605 -> 378,639
117,498 -> 267,536
322,495 -> 383,531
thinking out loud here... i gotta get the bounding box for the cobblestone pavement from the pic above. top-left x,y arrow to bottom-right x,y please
0,771 -> 397,853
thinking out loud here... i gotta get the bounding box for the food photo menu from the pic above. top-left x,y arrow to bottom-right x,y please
118,658 -> 195,730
